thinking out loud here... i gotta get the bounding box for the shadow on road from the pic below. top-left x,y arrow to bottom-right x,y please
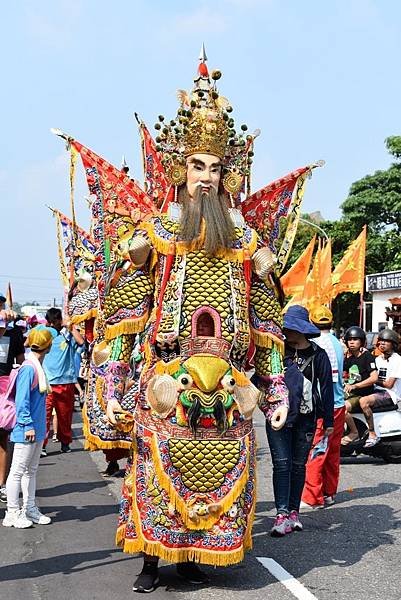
335,481 -> 401,503
34,502 -> 119,523
0,549 -> 132,582
173,488 -> 400,592
36,480 -> 109,497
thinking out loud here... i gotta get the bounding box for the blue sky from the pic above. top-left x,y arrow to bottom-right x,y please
1,0 -> 401,305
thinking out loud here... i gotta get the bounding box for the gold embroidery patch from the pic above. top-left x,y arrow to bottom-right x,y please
168,439 -> 240,492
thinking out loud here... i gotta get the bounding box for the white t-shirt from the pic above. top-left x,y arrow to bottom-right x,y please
375,352 -> 401,403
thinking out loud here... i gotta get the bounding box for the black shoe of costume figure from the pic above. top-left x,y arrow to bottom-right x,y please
176,562 -> 210,584
132,564 -> 160,593
102,460 -> 120,477
61,443 -> 71,453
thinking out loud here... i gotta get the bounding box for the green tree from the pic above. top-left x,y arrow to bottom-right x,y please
279,137 -> 401,329
341,136 -> 401,246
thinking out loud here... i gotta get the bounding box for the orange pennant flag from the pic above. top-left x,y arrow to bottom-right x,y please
331,226 -> 367,300
320,239 -> 332,303
280,235 -> 316,297
284,241 -> 321,311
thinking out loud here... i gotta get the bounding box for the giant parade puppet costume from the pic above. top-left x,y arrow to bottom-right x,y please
52,47 -> 323,591
105,53 -> 290,570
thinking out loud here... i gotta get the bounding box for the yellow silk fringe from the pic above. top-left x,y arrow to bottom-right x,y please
116,528 -> 250,566
81,400 -> 131,451
150,433 -> 250,531
70,308 -> 97,325
251,328 -> 285,353
243,468 -> 256,551
95,377 -> 106,411
105,314 -> 148,341
154,358 -> 181,376
141,221 -> 258,263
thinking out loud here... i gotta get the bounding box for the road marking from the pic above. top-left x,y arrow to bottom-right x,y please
256,557 -> 319,600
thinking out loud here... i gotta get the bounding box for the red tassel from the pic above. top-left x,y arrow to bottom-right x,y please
198,62 -> 209,77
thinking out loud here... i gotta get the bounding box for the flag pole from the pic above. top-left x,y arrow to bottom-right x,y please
6,282 -> 13,311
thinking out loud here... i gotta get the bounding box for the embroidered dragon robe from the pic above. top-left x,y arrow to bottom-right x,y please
91,208 -> 287,565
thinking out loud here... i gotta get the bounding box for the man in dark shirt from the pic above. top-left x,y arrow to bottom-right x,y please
0,295 -> 25,503
342,326 -> 378,445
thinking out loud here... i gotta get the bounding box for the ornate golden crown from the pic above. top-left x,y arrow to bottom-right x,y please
154,45 -> 258,195
183,106 -> 229,160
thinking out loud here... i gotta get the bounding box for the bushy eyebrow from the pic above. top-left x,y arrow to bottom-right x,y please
188,158 -> 222,169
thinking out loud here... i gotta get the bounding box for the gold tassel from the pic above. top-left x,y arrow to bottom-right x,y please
81,394 -> 132,451
70,308 -> 97,325
154,358 -> 181,376
243,456 -> 257,550
95,377 -> 106,411
105,314 -> 149,341
251,328 -> 284,353
118,535 -> 250,566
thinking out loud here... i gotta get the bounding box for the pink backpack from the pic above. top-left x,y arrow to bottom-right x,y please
0,362 -> 39,431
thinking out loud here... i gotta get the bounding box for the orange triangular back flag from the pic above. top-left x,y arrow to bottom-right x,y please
280,235 -> 316,297
284,240 -> 321,311
331,226 -> 367,299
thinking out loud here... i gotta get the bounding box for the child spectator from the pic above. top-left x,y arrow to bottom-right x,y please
3,328 -> 53,528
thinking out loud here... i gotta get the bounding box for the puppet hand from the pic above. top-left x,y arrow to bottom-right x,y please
129,235 -> 151,268
270,405 -> 288,431
251,247 -> 277,279
106,399 -> 124,425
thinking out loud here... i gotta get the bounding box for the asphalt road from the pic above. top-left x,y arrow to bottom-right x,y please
1,411 -> 400,600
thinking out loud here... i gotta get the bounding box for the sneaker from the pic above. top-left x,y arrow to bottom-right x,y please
176,562 -> 210,584
324,495 -> 335,507
61,443 -> 71,453
364,436 -> 380,449
288,510 -> 303,532
2,509 -> 33,529
41,448 -> 47,457
299,500 -> 324,511
270,513 -> 291,537
132,563 -> 160,593
25,506 -> 52,525
0,487 -> 7,503
52,433 -> 58,442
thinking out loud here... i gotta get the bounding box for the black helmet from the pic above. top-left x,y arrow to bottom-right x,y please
378,328 -> 399,345
344,326 -> 366,344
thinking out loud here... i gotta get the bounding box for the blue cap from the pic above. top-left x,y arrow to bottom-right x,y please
283,305 -> 320,338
